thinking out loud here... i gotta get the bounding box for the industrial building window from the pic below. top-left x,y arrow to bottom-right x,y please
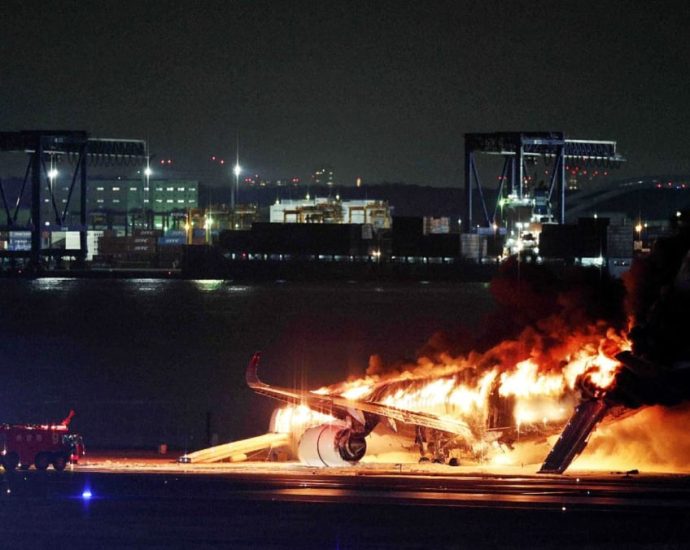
112,187 -> 120,191
113,199 -> 120,203
178,187 -> 185,191
177,199 -> 185,203
130,187 -> 137,192
167,187 -> 174,191
166,199 -> 173,203
97,199 -> 104,204
96,187 -> 104,191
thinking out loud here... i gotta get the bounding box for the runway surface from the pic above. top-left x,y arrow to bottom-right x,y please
1,452 -> 689,548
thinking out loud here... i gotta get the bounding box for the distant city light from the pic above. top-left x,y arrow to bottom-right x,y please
47,168 -> 58,180
635,223 -> 643,233
81,489 -> 92,500
233,163 -> 242,177
144,167 -> 153,177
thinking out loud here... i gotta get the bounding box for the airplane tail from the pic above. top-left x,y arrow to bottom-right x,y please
246,352 -> 263,388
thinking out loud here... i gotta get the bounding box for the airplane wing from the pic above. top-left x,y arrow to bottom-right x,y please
246,352 -> 472,438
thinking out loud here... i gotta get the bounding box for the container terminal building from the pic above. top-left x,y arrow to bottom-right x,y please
0,175 -> 672,278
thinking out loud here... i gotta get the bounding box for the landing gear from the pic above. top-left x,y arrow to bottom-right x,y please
415,426 -> 452,464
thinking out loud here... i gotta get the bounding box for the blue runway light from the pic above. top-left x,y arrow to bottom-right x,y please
81,489 -> 93,500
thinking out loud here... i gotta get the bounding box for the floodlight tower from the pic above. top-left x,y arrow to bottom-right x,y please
144,153 -> 153,229
233,161 -> 241,208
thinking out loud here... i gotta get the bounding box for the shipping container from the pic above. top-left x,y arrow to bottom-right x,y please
9,231 -> 32,251
607,225 -> 633,257
540,224 -> 580,258
133,229 -> 163,238
460,234 -> 487,260
65,232 -> 81,250
159,236 -> 187,246
424,217 -> 450,235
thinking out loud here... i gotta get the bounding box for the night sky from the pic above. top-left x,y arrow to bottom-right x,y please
1,0 -> 689,186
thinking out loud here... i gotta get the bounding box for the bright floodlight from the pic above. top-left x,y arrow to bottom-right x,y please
233,163 -> 241,177
47,168 -> 58,180
144,166 -> 153,177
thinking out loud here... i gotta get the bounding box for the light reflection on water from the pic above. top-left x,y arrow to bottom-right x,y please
125,279 -> 169,294
192,280 -> 251,294
29,278 -> 77,291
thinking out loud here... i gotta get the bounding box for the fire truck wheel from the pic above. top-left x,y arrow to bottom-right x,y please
52,453 -> 68,471
34,452 -> 50,471
2,452 -> 19,471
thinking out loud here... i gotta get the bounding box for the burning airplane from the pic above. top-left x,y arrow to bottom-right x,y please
247,324 -> 629,470
178,216 -> 685,473
242,215 -> 690,473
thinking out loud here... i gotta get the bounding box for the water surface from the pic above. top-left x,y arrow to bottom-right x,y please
0,279 -> 495,448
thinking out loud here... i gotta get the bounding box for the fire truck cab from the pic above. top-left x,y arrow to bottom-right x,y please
0,411 -> 85,471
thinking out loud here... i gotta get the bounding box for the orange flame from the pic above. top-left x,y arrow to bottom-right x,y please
276,325 -> 632,463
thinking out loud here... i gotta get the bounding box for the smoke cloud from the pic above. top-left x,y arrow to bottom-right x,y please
572,403 -> 690,473
623,219 -> 690,367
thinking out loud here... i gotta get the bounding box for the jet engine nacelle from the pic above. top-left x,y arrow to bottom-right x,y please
297,423 -> 367,467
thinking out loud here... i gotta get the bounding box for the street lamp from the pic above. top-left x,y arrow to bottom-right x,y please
233,162 -> 241,211
143,163 -> 153,230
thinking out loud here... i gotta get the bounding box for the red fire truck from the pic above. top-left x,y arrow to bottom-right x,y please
0,411 -> 85,471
